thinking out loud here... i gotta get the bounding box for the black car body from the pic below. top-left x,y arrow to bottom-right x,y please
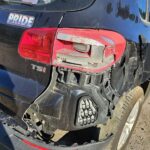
0,0 -> 149,149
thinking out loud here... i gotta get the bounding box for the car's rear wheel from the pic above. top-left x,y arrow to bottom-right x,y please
99,84 -> 150,150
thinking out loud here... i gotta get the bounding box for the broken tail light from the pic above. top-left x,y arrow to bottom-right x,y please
53,28 -> 126,73
19,28 -> 126,73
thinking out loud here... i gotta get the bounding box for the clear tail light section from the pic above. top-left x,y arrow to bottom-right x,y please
19,28 -> 126,73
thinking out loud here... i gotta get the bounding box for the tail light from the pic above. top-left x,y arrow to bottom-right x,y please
53,28 -> 126,73
18,28 -> 57,64
19,28 -> 126,73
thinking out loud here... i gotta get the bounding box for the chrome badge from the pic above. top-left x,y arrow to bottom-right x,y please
7,13 -> 35,28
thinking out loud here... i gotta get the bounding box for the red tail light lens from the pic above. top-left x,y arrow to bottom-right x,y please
19,28 -> 126,73
52,28 -> 126,73
18,28 -> 57,64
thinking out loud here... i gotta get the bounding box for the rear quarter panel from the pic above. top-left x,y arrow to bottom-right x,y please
60,0 -> 150,81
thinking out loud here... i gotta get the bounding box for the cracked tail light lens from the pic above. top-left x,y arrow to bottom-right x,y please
18,28 -> 57,64
52,28 -> 126,73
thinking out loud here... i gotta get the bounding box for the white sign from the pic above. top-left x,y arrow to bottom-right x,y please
21,0 -> 38,5
7,13 -> 35,28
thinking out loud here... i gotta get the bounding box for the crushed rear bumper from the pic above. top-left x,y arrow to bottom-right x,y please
0,123 -> 112,150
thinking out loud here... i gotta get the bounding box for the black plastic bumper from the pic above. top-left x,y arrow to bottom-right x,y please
0,123 -> 112,150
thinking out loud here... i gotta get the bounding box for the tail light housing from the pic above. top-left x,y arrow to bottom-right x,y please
19,28 -> 126,73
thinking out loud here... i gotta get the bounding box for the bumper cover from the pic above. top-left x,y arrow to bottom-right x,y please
0,123 -> 112,150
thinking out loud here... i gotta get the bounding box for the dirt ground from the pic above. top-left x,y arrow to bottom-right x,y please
126,94 -> 150,150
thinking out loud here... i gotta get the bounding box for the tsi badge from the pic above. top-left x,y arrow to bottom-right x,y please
7,13 -> 35,28
31,64 -> 47,73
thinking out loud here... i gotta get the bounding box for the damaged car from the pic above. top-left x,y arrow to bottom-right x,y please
0,0 -> 150,149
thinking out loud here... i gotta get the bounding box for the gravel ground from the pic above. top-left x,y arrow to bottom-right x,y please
126,94 -> 150,150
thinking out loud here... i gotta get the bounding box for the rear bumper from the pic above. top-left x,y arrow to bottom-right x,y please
0,123 -> 112,150
23,67 -> 111,133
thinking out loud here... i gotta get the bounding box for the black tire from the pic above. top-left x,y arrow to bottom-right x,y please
99,86 -> 147,150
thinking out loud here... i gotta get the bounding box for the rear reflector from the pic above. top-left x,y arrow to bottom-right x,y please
52,28 -> 126,73
19,28 -> 126,73
22,139 -> 49,150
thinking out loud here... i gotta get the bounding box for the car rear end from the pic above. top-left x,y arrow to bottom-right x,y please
0,0 -> 142,149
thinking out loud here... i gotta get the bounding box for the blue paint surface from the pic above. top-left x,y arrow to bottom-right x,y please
0,69 -> 45,99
